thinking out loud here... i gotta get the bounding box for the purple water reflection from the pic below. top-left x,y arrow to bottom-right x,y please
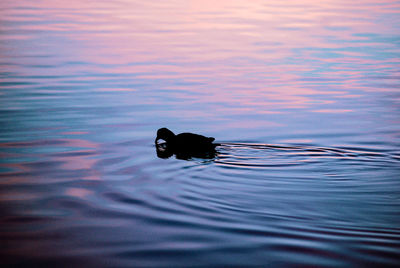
1,0 -> 400,267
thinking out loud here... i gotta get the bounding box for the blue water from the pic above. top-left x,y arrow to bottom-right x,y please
1,0 -> 400,266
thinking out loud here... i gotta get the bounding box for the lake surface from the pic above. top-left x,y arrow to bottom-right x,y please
1,0 -> 400,266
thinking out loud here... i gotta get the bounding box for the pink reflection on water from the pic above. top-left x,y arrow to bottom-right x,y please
0,138 -> 102,183
1,0 -> 399,115
61,131 -> 89,135
65,187 -> 92,198
312,109 -> 353,114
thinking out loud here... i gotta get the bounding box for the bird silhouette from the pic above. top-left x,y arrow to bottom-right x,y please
155,127 -> 219,160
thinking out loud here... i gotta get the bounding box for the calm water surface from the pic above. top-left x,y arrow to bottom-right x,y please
1,0 -> 400,267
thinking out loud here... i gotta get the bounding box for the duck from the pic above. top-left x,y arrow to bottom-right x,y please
155,128 -> 219,159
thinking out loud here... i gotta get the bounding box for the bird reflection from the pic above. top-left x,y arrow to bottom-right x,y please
155,142 -> 218,160
155,128 -> 219,160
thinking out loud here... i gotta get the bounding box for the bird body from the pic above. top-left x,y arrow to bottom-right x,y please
173,133 -> 215,151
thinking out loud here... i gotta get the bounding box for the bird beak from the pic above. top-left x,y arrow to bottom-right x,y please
156,135 -> 165,144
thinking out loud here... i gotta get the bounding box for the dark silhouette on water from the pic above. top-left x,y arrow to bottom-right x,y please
155,127 -> 219,160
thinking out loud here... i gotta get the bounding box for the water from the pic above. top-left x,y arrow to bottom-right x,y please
1,0 -> 400,266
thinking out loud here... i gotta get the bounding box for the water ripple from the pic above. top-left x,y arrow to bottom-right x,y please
1,0 -> 400,266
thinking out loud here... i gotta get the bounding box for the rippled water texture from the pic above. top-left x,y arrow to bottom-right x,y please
1,0 -> 400,266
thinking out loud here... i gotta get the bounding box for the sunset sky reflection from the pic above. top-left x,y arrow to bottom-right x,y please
1,1 -> 400,267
